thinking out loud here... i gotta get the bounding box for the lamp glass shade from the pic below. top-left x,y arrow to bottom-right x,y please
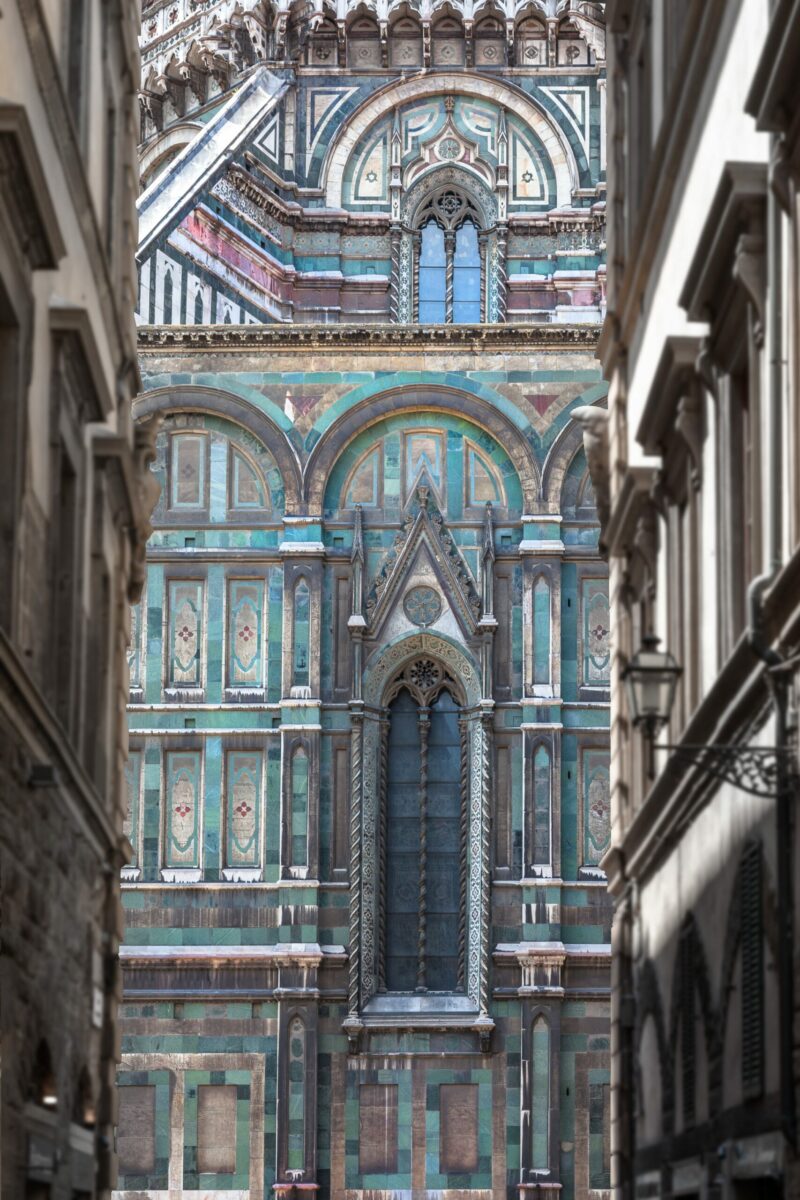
623,637 -> 681,728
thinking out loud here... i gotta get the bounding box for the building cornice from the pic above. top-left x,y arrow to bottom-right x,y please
745,0 -> 800,133
120,943 -> 346,964
636,335 -> 704,456
679,162 -> 767,325
137,321 -> 602,355
607,0 -> 734,369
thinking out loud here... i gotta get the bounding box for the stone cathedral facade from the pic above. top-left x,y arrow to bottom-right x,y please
116,3 -> 612,1199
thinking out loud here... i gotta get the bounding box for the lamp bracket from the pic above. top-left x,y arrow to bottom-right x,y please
660,742 -> 795,799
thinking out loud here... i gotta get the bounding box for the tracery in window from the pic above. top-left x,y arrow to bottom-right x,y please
380,658 -> 466,993
414,190 -> 484,325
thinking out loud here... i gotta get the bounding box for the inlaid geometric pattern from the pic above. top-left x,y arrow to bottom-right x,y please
287,1018 -> 306,1170
582,578 -> 610,685
170,433 -> 206,509
226,751 -> 262,867
168,580 -> 203,687
116,1071 -> 171,1192
165,750 -> 201,867
228,580 -> 264,687
582,748 -> 610,867
184,1069 -> 251,1191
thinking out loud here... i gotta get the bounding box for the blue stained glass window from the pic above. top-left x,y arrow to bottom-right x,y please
418,221 -> 446,324
453,220 -> 481,324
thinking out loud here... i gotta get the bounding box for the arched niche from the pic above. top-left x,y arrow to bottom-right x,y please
305,385 -> 539,514
541,397 -> 606,510
321,408 -> 522,520
347,12 -> 381,66
139,122 -> 202,189
135,386 -> 302,513
363,629 -> 481,708
322,71 -> 579,209
399,165 -> 501,322
146,411 -> 284,523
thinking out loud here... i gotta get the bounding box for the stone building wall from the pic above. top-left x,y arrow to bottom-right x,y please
587,1 -> 800,1196
119,5 -> 611,1197
0,0 -> 155,1196
117,326 -> 612,1200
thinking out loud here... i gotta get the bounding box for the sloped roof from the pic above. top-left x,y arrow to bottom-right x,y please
137,66 -> 288,261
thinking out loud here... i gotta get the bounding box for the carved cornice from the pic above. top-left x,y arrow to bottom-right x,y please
138,321 -> 601,354
679,162 -> 768,326
219,163 -> 606,238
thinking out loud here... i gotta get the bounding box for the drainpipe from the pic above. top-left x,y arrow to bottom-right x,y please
746,138 -> 796,1152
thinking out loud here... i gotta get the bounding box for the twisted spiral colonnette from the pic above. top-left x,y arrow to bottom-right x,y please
445,232 -> 455,323
377,719 -> 389,991
389,228 -> 401,324
457,718 -> 469,989
495,229 -> 508,324
479,717 -> 492,1016
347,716 -> 363,1016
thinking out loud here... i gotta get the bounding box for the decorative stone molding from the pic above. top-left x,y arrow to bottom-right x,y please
362,631 -> 481,709
571,404 -> 610,536
365,486 -> 482,635
138,321 -> 601,353
322,70 -> 579,209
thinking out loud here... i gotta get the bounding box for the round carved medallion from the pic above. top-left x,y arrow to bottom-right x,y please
403,586 -> 442,628
437,137 -> 461,161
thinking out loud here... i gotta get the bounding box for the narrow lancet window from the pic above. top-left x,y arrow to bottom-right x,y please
287,1018 -> 306,1171
453,220 -> 481,324
293,580 -> 310,689
531,1016 -> 550,1169
383,672 -> 463,992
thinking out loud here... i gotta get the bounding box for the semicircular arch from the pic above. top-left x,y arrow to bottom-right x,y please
322,70 -> 578,208
135,386 -> 303,512
541,394 -> 606,510
324,409 -> 521,518
305,384 -> 539,512
139,122 -> 203,187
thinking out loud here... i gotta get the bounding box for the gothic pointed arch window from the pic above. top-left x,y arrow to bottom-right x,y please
414,189 -> 483,324
396,171 -> 503,324
378,656 -> 467,994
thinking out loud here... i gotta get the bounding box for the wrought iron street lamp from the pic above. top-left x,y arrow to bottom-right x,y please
623,634 -> 795,796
